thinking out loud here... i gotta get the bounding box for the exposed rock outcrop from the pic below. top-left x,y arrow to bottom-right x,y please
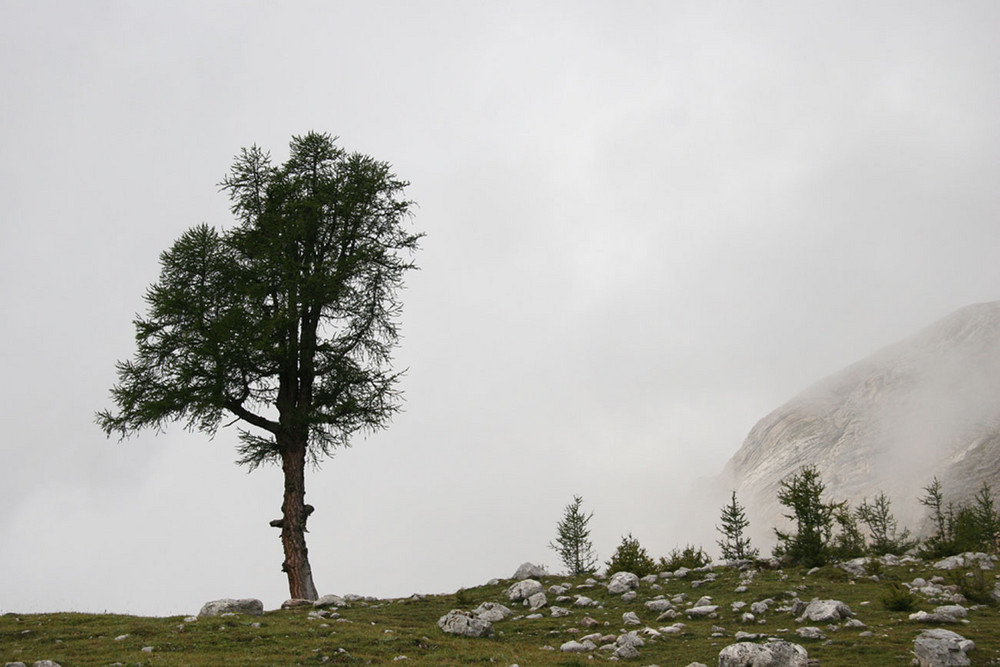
724,302 -> 1000,534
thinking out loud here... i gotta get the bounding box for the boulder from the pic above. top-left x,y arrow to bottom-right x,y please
506,579 -> 544,602
795,599 -> 853,623
913,628 -> 975,666
198,598 -> 264,617
613,643 -> 640,659
560,640 -> 589,653
437,610 -> 494,638
281,598 -> 313,609
622,611 -> 641,625
513,562 -> 548,580
525,591 -> 547,611
718,640 -> 809,667
314,594 -> 346,608
909,605 -> 968,624
472,602 -> 512,622
795,626 -> 825,640
607,571 -> 640,594
933,552 -> 994,571
686,605 -> 719,618
645,599 -> 674,612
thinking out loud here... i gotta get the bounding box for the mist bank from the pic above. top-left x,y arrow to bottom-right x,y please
722,301 -> 1000,546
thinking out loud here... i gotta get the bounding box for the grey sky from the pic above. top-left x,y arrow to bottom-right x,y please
2,1 -> 999,615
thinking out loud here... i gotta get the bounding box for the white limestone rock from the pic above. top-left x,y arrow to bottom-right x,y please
198,598 -> 264,617
686,605 -> 719,618
513,562 -> 549,580
506,579 -> 544,602
525,591 -> 547,611
607,572 -> 640,594
795,599 -> 853,623
314,594 -> 346,609
437,610 -> 494,638
718,640 -> 809,667
472,602 -> 513,622
913,628 -> 975,666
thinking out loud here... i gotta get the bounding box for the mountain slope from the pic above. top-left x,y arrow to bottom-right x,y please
724,301 -> 1000,534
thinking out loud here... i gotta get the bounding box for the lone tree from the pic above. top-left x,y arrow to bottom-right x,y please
716,490 -> 758,562
97,132 -> 421,600
549,495 -> 598,575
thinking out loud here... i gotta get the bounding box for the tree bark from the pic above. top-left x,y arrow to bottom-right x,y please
278,432 -> 319,600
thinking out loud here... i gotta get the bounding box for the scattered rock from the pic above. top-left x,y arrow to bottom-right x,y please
686,605 -> 720,618
560,640 -> 590,653
506,579 -> 544,602
281,598 -> 313,609
198,598 -> 264,617
437,610 -> 494,638
473,602 -> 513,622
718,640 -> 809,667
607,571 -> 640,594
913,628 -> 975,666
525,591 -> 547,611
551,606 -> 570,618
622,611 -> 641,625
314,594 -> 346,608
646,599 -> 674,612
909,605 -> 968,624
796,626 -> 825,640
933,552 -> 995,571
795,599 -> 853,623
613,643 -> 640,659
513,562 -> 548,580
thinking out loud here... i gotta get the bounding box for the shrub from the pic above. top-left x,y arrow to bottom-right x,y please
659,544 -> 712,571
881,583 -> 917,612
947,567 -> 998,606
605,533 -> 657,577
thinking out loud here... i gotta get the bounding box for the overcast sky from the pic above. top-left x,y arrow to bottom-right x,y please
2,1 -> 1000,616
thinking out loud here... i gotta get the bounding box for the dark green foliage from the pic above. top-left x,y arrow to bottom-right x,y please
772,465 -> 838,567
717,491 -> 759,561
856,492 -> 916,556
946,567 -> 998,606
831,503 -> 867,560
659,544 -> 713,571
918,479 -> 1000,558
549,495 -> 598,575
605,533 -> 657,577
97,133 -> 421,599
98,132 -> 421,466
880,582 -> 917,612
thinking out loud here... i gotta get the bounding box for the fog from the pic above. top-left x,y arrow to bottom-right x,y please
2,1 -> 1000,616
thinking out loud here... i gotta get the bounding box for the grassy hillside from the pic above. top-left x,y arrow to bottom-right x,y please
4,560 -> 1000,665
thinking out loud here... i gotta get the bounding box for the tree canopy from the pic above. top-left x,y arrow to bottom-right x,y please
98,132 -> 421,599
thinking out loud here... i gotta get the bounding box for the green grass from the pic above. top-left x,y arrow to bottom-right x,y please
4,562 -> 1000,665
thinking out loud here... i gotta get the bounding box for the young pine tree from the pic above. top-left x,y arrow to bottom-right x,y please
549,495 -> 598,575
716,491 -> 759,561
773,465 -> 838,567
856,491 -> 915,556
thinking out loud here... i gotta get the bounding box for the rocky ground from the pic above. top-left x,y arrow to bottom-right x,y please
4,553 -> 1000,665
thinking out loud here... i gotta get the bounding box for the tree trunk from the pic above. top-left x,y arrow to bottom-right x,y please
279,433 -> 319,600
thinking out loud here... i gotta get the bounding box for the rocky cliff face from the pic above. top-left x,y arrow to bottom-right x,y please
724,302 -> 1000,536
